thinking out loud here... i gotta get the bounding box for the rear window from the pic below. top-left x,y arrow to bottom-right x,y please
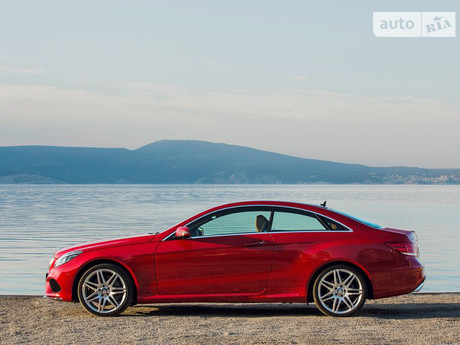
330,209 -> 384,229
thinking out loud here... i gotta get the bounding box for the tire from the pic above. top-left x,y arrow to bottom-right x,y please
77,263 -> 133,317
313,264 -> 367,317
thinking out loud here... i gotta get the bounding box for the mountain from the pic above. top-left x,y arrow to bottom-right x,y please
0,140 -> 459,184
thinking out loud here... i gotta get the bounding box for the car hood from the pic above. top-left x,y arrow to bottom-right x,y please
54,234 -> 156,258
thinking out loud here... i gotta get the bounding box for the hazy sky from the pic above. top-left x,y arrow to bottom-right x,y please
0,0 -> 459,168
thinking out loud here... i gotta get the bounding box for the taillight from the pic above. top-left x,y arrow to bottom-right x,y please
385,242 -> 419,256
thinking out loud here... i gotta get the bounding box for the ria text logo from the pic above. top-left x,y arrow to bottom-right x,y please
373,12 -> 456,37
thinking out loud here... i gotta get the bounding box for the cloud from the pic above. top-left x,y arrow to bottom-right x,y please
289,75 -> 308,82
76,50 -> 94,57
119,82 -> 182,93
203,60 -> 221,67
0,65 -> 46,74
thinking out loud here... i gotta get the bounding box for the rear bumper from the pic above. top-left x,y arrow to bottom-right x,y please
411,275 -> 426,293
372,257 -> 425,299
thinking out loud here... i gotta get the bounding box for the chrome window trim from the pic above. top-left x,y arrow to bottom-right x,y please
162,204 -> 353,241
267,229 -> 352,234
189,232 -> 269,239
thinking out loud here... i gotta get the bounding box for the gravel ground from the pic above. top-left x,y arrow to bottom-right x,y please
0,293 -> 459,345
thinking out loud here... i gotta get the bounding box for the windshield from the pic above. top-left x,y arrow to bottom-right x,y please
330,209 -> 384,229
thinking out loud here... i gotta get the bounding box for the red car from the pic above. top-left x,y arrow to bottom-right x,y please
45,201 -> 425,317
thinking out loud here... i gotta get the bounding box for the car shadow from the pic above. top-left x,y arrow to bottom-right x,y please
362,302 -> 460,320
129,303 -> 321,317
126,302 -> 460,319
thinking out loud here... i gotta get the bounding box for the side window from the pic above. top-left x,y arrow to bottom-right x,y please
188,208 -> 272,237
272,210 -> 326,231
317,215 -> 348,231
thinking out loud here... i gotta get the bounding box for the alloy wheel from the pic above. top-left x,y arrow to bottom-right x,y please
78,264 -> 132,316
313,265 -> 367,317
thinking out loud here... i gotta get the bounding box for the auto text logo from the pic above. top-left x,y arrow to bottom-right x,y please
373,12 -> 456,37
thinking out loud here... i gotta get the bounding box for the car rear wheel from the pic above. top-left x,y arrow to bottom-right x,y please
77,263 -> 133,316
313,264 -> 367,317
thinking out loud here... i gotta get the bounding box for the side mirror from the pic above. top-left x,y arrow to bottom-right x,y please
175,226 -> 191,239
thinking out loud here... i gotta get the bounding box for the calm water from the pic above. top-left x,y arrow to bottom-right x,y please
0,185 -> 459,294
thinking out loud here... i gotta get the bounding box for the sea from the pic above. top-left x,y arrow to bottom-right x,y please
0,184 -> 459,295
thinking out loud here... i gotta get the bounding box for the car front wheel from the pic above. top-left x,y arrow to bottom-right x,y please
313,264 -> 367,317
77,263 -> 133,316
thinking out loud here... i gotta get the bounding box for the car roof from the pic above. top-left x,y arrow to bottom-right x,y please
208,200 -> 324,211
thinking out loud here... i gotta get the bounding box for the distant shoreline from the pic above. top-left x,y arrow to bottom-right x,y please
2,140 -> 460,184
2,182 -> 460,185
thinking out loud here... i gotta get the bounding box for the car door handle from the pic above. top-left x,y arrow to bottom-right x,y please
244,240 -> 265,247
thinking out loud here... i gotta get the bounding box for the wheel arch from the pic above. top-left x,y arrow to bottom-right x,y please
72,259 -> 138,305
306,260 -> 374,303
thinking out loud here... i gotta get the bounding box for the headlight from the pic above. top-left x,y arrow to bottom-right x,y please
54,250 -> 83,267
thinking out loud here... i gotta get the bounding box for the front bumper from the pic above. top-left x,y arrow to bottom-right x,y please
45,262 -> 80,302
43,295 -> 63,301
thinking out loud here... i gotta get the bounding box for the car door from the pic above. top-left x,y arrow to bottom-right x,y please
155,206 -> 274,295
